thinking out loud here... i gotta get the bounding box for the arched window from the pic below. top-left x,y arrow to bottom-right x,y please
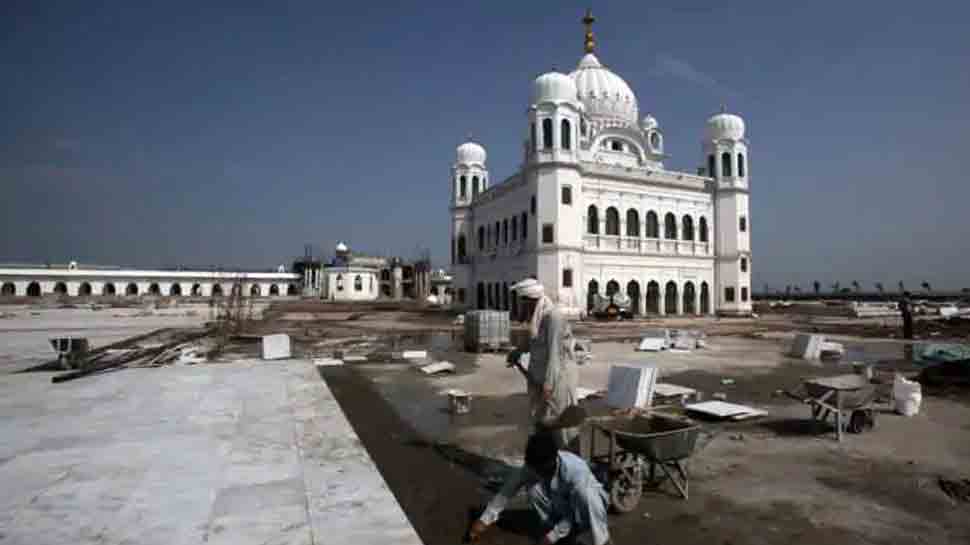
148,283 -> 160,296
626,209 -> 640,237
511,216 -> 518,241
168,283 -> 181,296
699,217 -> 709,242
606,280 -> 620,296
494,221 -> 500,246
721,152 -> 732,177
587,205 -> 599,234
605,207 -> 620,235
531,122 -> 538,151
250,284 -> 260,297
531,195 -> 536,214
542,118 -> 553,149
586,280 -> 599,312
126,283 -> 139,296
354,275 -> 362,291
269,284 -> 280,296
708,154 -> 716,179
478,226 -> 485,250
27,281 -> 41,297
561,119 -> 571,150
737,153 -> 745,177
53,282 -> 68,295
664,213 -> 677,239
502,219 -> 508,245
459,176 -> 467,199
521,212 -> 528,239
336,274 -> 344,291
472,176 -> 479,199
682,215 -> 694,241
646,211 -> 659,238
103,283 -> 117,296
457,235 -> 467,260
79,282 -> 92,296
740,258 -> 748,272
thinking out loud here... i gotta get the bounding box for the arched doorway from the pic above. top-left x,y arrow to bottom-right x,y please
606,280 -> 620,297
102,283 -> 116,296
683,282 -> 696,314
126,283 -> 139,296
27,281 -> 41,297
169,284 -> 182,296
287,284 -> 298,295
587,279 -> 599,312
148,283 -> 161,296
665,281 -> 678,315
477,282 -> 485,310
269,284 -> 280,296
511,291 -> 518,319
700,282 -> 710,314
54,282 -> 68,295
211,284 -> 223,297
78,282 -> 92,296
646,281 -> 660,314
1,282 -> 15,296
192,284 -> 202,296
250,284 -> 261,297
626,280 -> 641,316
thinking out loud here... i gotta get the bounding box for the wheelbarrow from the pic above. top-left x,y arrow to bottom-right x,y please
787,374 -> 877,441
587,413 -> 701,512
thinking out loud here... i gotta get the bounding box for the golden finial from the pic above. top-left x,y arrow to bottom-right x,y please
720,103 -> 727,113
582,8 -> 596,53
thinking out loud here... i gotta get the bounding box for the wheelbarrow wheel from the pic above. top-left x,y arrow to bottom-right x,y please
609,455 -> 642,513
848,409 -> 875,434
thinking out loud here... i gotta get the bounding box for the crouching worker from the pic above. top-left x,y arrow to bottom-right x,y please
468,432 -> 610,545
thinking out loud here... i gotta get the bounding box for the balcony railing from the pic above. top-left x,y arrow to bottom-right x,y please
583,235 -> 711,256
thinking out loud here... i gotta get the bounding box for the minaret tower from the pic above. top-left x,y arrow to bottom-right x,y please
706,106 -> 752,315
450,137 -> 487,308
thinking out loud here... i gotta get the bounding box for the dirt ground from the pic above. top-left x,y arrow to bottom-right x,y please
248,299 -> 969,545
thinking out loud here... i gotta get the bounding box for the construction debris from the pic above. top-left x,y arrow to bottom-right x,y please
314,357 -> 344,367
261,333 -> 292,360
790,333 -> 826,360
606,364 -> 658,409
636,329 -> 669,351
446,389 -> 472,414
419,361 -> 456,375
685,400 -> 767,420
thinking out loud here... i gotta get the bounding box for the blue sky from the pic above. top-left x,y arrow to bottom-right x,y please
1,1 -> 968,291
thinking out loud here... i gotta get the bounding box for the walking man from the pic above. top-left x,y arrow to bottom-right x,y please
511,277 -> 579,449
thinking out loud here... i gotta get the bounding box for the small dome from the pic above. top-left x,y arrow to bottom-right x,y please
456,140 -> 486,166
706,110 -> 746,141
335,242 -> 348,253
639,114 -> 658,132
569,53 -> 638,125
532,71 -> 578,105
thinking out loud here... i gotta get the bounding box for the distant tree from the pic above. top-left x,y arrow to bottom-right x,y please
813,281 -> 820,295
840,287 -> 852,294
875,282 -> 884,294
898,281 -> 905,293
963,288 -> 970,294
785,285 -> 792,297
793,286 -> 802,294
831,282 -> 840,294
851,280 -> 860,293
921,281 -> 932,293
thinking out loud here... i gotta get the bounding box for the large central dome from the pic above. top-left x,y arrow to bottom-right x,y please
569,53 -> 638,125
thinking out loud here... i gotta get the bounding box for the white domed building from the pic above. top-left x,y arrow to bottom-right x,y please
321,242 -> 381,301
448,10 -> 752,317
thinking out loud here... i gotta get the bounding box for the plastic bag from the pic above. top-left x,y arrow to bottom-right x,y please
893,374 -> 922,417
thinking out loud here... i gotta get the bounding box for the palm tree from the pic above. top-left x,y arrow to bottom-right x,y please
921,281 -> 932,293
785,285 -> 792,297
813,281 -> 820,295
875,282 -> 884,294
898,281 -> 905,293
851,280 -> 860,293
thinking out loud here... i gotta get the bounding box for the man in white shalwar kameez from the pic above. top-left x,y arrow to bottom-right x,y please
511,278 -> 579,450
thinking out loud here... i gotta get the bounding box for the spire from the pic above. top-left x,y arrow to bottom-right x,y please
720,103 -> 727,113
582,8 -> 596,53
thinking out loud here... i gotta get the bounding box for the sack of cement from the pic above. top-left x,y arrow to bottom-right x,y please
893,374 -> 922,417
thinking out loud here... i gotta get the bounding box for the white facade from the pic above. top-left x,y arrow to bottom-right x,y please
321,267 -> 380,301
0,264 -> 300,298
449,12 -> 752,317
